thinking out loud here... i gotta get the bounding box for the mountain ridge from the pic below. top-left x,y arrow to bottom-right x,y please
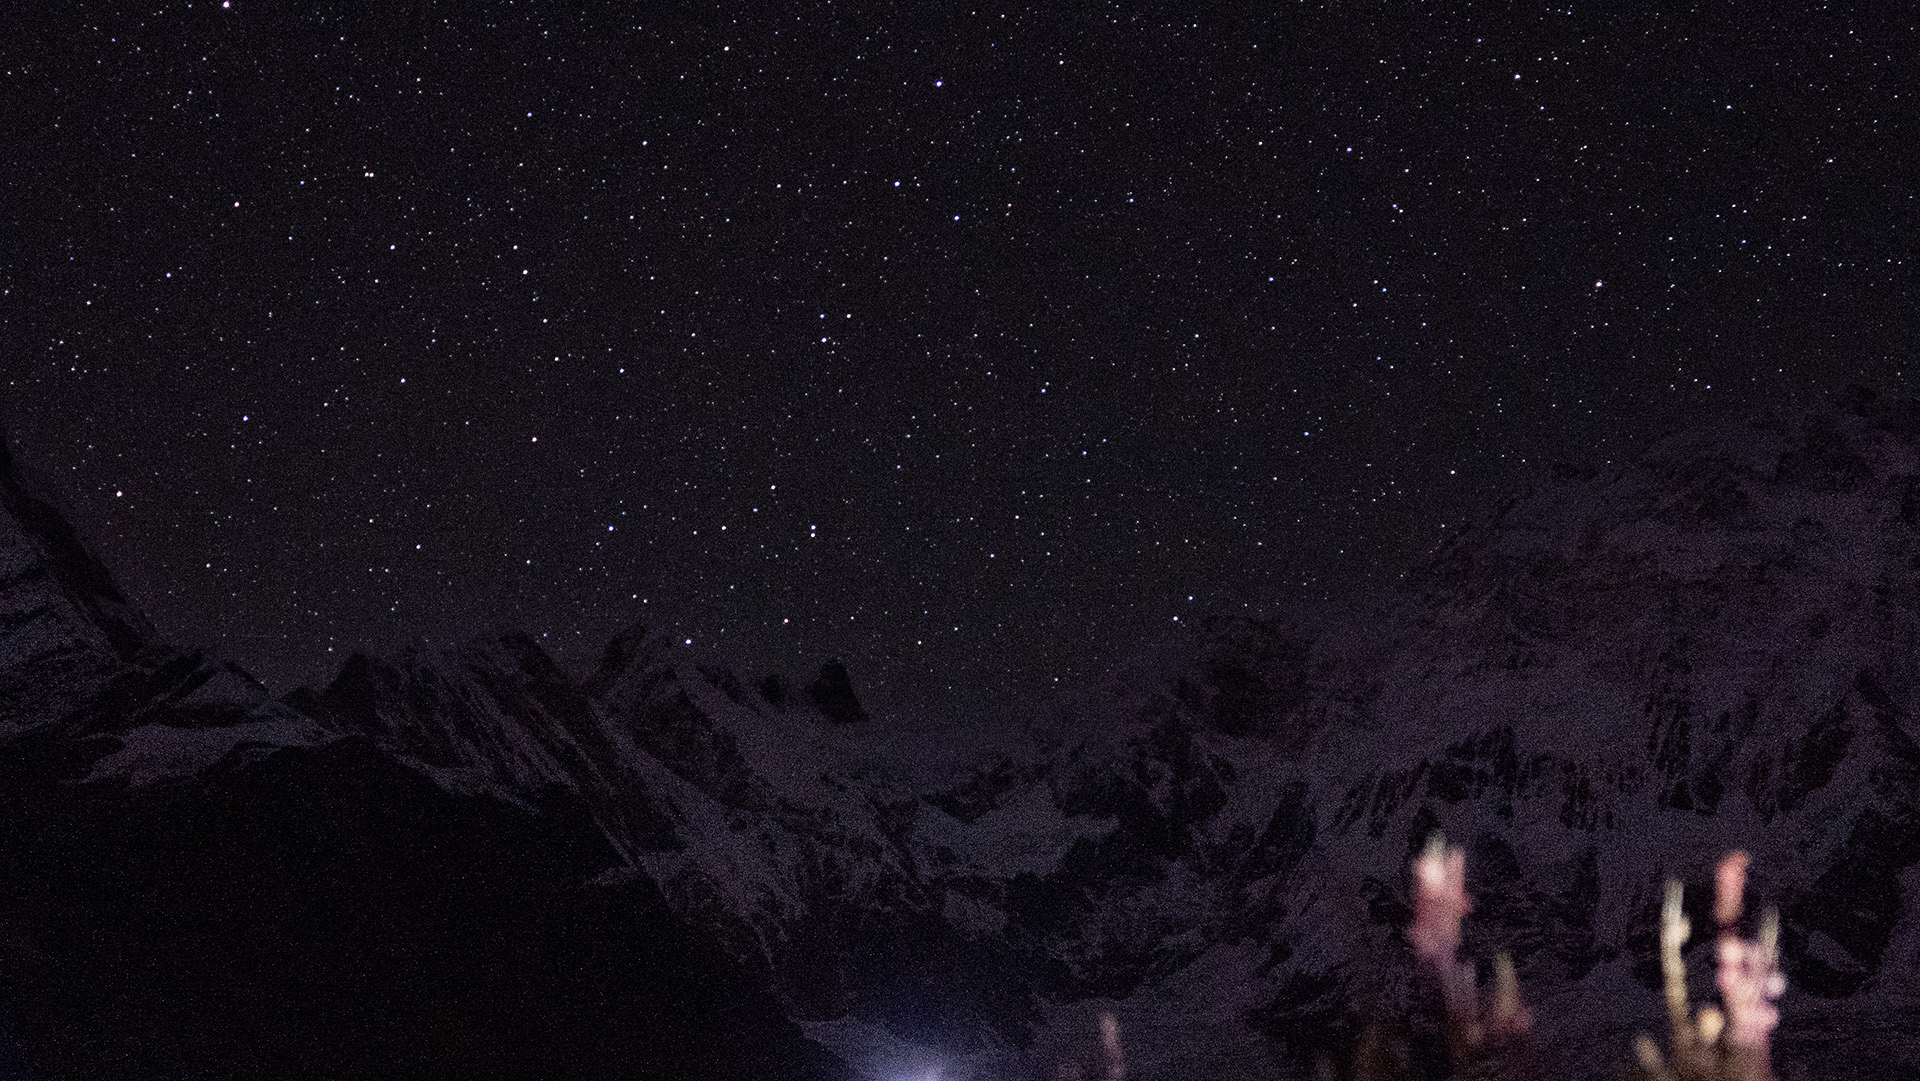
6,397 -> 1920,1078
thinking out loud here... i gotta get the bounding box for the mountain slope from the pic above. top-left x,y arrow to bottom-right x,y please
0,425 -> 846,1081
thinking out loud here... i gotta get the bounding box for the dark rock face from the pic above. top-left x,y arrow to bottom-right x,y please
10,404 -> 1920,1080
806,660 -> 869,725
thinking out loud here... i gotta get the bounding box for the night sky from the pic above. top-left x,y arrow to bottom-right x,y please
3,3 -> 1913,714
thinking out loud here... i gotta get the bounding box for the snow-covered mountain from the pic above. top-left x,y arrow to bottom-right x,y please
0,431 -> 843,1081
6,393 -> 1920,1079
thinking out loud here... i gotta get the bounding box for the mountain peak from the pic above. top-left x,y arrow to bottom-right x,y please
0,421 -> 157,740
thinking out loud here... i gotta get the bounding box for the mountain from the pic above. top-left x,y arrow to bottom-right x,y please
0,429 -> 845,1081
6,393 -> 1920,1080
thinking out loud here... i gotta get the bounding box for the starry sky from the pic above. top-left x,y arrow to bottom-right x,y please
2,3 -> 1914,714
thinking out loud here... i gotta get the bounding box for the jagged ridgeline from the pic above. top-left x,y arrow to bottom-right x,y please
3,391 -> 1920,1080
